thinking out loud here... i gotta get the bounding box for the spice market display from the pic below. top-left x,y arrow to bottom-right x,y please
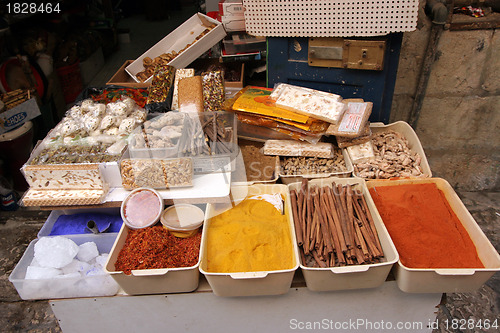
7,8 -> 500,329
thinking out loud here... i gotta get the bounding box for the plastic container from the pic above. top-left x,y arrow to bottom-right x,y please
161,204 -> 205,238
288,177 -> 399,291
199,184 -> 300,297
127,112 -> 186,159
179,111 -> 238,174
37,207 -> 121,238
9,233 -> 120,300
366,177 -> 500,293
279,149 -> 354,185
222,33 -> 266,55
121,188 -> 163,229
104,223 -> 201,295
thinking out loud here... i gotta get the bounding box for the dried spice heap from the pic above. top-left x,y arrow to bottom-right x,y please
115,225 -> 201,275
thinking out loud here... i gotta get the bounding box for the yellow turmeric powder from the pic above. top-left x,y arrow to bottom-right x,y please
205,197 -> 295,273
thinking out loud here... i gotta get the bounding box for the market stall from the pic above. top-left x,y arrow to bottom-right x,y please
6,2 -> 500,332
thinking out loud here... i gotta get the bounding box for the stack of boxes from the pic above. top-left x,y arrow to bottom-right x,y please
219,0 -> 245,32
218,0 -> 266,56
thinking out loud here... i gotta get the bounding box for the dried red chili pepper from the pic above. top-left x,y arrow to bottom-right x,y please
114,225 -> 201,275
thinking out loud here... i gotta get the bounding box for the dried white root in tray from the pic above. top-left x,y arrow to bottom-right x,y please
354,130 -> 426,179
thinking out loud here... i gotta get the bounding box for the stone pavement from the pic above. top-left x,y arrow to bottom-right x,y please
0,191 -> 498,332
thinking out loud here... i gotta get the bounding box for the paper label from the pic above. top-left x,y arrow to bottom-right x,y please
337,103 -> 367,133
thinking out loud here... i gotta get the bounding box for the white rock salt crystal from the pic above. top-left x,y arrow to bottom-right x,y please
29,257 -> 42,267
77,242 -> 99,262
34,237 -> 79,268
85,265 -> 106,277
61,259 -> 91,275
54,272 -> 81,279
25,266 -> 62,279
95,254 -> 109,268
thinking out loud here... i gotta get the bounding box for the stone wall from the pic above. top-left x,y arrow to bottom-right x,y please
390,6 -> 500,191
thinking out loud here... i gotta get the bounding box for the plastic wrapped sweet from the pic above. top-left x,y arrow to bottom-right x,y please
328,102 -> 373,138
66,105 -> 85,120
82,113 -> 100,132
202,71 -> 225,112
106,101 -> 130,117
263,140 -> 334,158
120,157 -> 193,189
130,109 -> 147,123
100,115 -> 117,130
80,99 -> 96,112
172,68 -> 195,110
104,127 -> 120,137
346,141 -> 376,164
178,76 -> 204,113
147,65 -> 175,105
272,83 -> 345,124
118,118 -> 137,134
59,118 -> 84,137
34,97 -> 147,167
89,104 -> 106,118
128,112 -> 185,154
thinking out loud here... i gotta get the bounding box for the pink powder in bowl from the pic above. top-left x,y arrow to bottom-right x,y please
123,189 -> 162,228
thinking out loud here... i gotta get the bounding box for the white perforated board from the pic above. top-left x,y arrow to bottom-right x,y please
243,0 -> 419,37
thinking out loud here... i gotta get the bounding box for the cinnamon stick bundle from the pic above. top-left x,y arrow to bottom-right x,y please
291,181 -> 384,268
290,190 -> 303,246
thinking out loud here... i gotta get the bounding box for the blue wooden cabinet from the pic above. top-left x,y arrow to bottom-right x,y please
266,33 -> 403,123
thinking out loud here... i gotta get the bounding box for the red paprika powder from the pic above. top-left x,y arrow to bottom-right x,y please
369,183 -> 483,269
114,225 -> 201,275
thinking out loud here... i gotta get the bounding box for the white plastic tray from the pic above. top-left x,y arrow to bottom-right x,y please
288,177 -> 398,291
199,184 -> 300,297
104,222 -> 201,295
366,177 -> 500,293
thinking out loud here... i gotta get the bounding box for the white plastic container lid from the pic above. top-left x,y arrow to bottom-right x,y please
121,188 -> 163,229
161,204 -> 204,232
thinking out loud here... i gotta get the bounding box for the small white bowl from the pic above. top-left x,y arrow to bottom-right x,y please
121,188 -> 164,229
160,204 -> 204,238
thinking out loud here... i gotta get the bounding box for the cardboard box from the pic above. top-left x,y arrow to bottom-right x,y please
0,98 -> 40,135
221,15 -> 246,32
125,13 -> 226,83
106,60 -> 150,88
224,62 -> 244,88
218,0 -> 244,16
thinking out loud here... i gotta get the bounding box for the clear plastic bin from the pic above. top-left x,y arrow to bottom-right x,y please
9,234 -> 120,300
